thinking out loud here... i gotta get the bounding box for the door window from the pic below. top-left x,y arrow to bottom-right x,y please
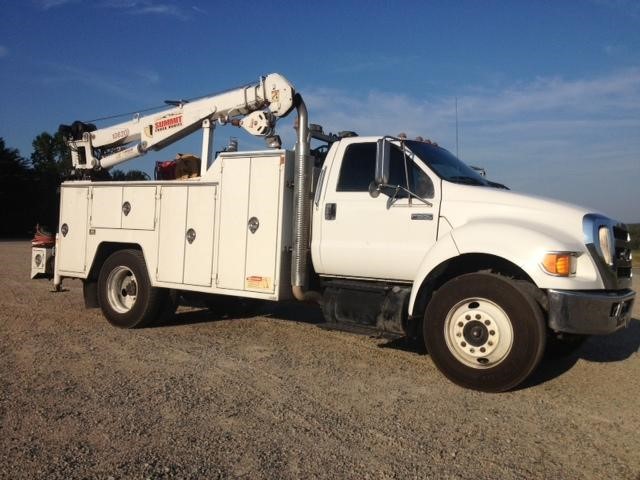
336,142 -> 434,199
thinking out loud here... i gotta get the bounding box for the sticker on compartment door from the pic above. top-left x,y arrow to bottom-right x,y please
245,275 -> 271,290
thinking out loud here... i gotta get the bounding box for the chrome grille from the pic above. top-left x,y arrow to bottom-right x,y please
583,213 -> 632,289
613,225 -> 632,280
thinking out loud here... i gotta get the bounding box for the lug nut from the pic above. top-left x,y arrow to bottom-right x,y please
458,322 -> 464,327
484,320 -> 491,326
480,347 -> 486,353
489,330 -> 495,336
465,315 -> 471,320
461,342 -> 467,347
475,314 -> 481,320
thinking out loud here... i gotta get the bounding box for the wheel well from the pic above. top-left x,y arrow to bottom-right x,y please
87,242 -> 142,281
410,254 -> 537,334
83,243 -> 143,309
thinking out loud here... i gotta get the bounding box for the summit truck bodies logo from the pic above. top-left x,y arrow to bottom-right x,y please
154,113 -> 183,132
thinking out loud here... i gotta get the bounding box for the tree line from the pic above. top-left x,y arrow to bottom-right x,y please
0,133 -> 148,237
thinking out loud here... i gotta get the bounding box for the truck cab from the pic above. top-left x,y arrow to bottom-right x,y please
311,135 -> 634,391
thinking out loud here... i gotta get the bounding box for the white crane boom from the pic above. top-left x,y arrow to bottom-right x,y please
60,73 -> 296,171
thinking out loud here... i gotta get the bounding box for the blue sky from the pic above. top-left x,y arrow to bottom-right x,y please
1,0 -> 639,221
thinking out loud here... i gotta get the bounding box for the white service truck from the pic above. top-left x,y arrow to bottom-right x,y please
34,73 -> 635,392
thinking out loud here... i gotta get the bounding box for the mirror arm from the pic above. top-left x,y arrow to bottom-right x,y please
377,183 -> 433,207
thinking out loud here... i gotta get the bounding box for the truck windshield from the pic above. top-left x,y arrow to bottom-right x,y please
405,140 -> 490,187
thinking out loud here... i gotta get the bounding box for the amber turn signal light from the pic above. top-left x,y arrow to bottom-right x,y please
541,252 -> 577,277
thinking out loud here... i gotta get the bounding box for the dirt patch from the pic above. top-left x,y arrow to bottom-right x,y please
1,241 -> 639,479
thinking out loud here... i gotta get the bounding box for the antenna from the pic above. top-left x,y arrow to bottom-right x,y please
455,96 -> 459,158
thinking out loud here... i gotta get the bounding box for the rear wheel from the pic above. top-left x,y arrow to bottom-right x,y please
97,249 -> 174,328
424,273 -> 546,392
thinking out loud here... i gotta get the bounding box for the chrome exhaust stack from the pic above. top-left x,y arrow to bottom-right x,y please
291,94 -> 322,304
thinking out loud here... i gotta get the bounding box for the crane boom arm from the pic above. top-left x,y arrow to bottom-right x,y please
61,73 -> 295,170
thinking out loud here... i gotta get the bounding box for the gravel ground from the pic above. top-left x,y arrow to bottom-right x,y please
1,241 -> 639,479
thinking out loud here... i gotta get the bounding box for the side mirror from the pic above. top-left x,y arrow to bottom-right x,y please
375,138 -> 390,185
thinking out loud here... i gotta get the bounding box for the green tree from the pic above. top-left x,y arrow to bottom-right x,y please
30,132 -> 71,230
30,131 -> 72,177
109,169 -> 150,181
0,138 -> 35,236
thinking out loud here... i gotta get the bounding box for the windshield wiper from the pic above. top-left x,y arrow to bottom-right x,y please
448,176 -> 485,186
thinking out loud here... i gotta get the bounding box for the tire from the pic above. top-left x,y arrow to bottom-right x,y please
424,273 -> 546,392
97,249 -> 173,328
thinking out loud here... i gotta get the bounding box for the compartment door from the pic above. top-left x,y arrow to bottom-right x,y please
57,187 -> 89,273
157,186 -> 187,283
183,185 -> 217,287
90,186 -> 122,228
244,157 -> 282,293
122,186 -> 156,230
216,157 -> 251,290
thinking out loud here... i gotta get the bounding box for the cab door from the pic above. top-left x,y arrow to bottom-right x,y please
316,139 -> 440,281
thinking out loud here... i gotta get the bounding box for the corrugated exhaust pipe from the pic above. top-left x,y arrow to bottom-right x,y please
291,94 -> 322,304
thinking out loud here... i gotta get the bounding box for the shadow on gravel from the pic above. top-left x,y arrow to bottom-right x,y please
522,318 -> 640,389
375,319 -> 640,390
155,308 -> 245,327
578,318 -> 640,362
156,302 -> 640,390
259,302 -> 325,324
155,301 -> 326,328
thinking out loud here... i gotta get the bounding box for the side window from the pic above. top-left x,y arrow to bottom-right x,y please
388,146 -> 410,198
336,142 -> 434,199
336,143 -> 376,192
411,164 -> 434,199
389,146 -> 435,199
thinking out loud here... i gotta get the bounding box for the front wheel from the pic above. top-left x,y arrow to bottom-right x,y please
424,273 -> 546,392
97,249 -> 175,328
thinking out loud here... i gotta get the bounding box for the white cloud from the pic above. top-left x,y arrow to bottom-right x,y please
135,68 -> 160,84
39,64 -> 158,103
298,68 -> 640,221
37,0 -> 192,20
98,0 -> 192,20
36,0 -> 79,9
0,46 -> 8,58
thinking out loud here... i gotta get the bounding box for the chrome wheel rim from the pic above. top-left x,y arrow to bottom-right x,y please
106,266 -> 138,314
444,297 -> 513,369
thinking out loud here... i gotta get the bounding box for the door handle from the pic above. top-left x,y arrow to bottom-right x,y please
411,213 -> 433,221
325,203 -> 336,220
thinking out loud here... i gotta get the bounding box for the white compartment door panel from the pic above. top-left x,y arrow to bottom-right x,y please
122,186 -> 156,230
245,157 -> 281,293
58,187 -> 89,273
157,186 -> 188,283
90,186 -> 122,228
216,158 -> 251,290
183,185 -> 216,287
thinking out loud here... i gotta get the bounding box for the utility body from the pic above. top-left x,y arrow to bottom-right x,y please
35,73 -> 636,392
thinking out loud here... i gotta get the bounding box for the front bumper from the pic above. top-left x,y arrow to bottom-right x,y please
547,289 -> 635,335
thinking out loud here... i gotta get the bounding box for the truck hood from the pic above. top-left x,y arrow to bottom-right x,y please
439,182 -> 603,245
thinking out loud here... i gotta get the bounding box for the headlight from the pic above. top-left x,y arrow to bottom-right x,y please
541,252 -> 579,277
598,226 -> 614,266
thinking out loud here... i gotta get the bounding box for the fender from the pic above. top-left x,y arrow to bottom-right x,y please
409,217 -> 603,315
408,229 -> 459,314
